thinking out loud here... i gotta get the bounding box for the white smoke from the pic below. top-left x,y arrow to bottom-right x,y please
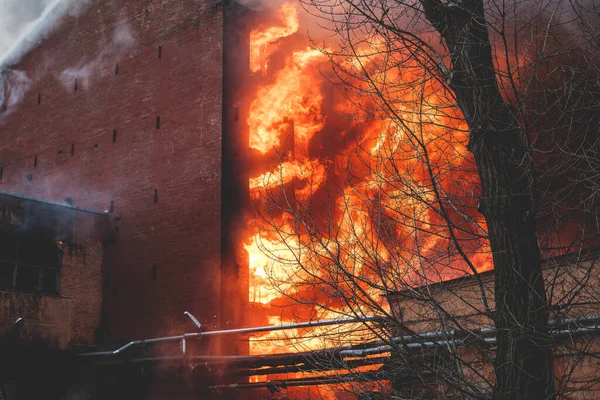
0,0 -> 91,117
0,70 -> 33,115
0,0 -> 90,68
59,23 -> 136,90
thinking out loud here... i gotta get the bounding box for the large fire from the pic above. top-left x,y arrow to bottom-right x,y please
244,2 -> 491,364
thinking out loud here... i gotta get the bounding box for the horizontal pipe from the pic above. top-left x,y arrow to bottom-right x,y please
81,314 -> 600,359
84,324 -> 600,369
209,370 -> 390,391
80,315 -> 385,357
232,356 -> 390,377
200,315 -> 385,336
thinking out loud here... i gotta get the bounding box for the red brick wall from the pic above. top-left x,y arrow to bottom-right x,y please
0,0 -> 229,342
60,211 -> 107,345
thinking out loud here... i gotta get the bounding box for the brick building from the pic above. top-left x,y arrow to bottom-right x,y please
0,0 -> 250,353
0,190 -> 107,349
388,251 -> 600,398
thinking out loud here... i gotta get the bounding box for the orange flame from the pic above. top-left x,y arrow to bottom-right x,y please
249,3 -> 300,75
245,3 -> 491,364
249,47 -> 327,155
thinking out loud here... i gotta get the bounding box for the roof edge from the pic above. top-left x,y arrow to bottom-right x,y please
0,189 -> 108,216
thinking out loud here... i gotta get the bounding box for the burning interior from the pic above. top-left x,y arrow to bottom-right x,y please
0,0 -> 599,398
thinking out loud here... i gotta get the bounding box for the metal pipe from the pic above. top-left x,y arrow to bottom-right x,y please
80,315 -> 385,357
199,315 -> 384,336
184,311 -> 202,329
209,370 -> 390,391
84,323 -> 600,368
80,314 -> 600,358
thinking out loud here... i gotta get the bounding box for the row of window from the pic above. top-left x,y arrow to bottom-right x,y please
0,262 -> 59,294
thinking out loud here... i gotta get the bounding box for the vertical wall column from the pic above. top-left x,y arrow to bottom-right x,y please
221,1 -> 252,355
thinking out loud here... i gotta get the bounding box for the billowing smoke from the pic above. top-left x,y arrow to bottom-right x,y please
0,0 -> 137,118
0,0 -> 54,59
0,0 -> 90,68
59,23 -> 136,90
0,70 -> 32,115
0,0 -> 91,117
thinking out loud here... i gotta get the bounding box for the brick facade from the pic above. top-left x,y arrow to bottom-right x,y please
0,0 -> 248,347
389,253 -> 600,398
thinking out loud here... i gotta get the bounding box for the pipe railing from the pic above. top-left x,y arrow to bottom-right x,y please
80,314 -> 600,365
80,315 -> 386,357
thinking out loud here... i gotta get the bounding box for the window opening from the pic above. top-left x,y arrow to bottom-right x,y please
0,232 -> 61,294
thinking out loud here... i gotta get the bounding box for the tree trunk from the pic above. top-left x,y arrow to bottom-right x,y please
419,0 -> 555,398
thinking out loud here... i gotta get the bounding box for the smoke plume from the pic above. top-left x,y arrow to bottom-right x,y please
0,0 -> 90,68
0,0 -> 91,117
59,23 -> 136,90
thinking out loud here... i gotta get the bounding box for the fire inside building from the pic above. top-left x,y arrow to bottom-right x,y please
0,0 -> 599,399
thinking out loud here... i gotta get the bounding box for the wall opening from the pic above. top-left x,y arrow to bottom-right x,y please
0,232 -> 61,294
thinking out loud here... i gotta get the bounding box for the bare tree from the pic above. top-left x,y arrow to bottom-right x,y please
243,0 -> 600,398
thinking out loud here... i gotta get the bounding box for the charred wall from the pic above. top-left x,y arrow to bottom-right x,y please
0,192 -> 107,349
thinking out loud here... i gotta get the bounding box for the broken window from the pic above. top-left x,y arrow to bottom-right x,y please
0,230 -> 61,294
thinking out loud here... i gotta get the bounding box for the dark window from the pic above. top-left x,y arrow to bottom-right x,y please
158,45 -> 162,59
112,129 -> 117,143
71,143 -> 75,156
115,63 -> 119,75
156,116 -> 161,129
34,155 -> 38,168
0,262 -> 14,288
152,264 -> 157,280
0,232 -> 61,294
37,93 -> 41,105
74,79 -> 78,92
15,265 -> 39,291
41,268 -> 59,294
